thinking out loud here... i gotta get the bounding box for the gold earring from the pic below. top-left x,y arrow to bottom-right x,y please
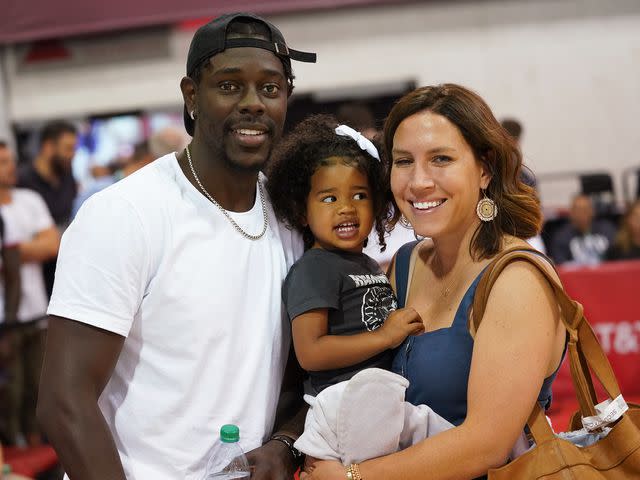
476,189 -> 497,222
399,214 -> 412,228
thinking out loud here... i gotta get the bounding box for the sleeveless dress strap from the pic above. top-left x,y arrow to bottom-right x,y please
394,240 -> 420,308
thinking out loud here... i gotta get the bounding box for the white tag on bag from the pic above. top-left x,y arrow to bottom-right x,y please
581,394 -> 628,431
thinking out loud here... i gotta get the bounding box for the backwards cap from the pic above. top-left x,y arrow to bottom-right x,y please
183,12 -> 317,136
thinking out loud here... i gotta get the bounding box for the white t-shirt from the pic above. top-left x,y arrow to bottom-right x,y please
0,209 -> 20,266
0,188 -> 54,323
0,211 -> 19,248
48,154 -> 303,480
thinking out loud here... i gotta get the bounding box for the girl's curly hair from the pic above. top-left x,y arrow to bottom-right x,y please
266,114 -> 389,251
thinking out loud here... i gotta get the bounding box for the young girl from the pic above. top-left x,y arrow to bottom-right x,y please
266,115 -> 424,397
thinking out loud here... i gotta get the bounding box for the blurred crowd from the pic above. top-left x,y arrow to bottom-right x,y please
0,121 -> 187,457
0,106 -> 638,478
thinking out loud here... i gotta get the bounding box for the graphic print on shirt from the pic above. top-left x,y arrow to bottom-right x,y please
348,273 -> 396,331
361,286 -> 397,331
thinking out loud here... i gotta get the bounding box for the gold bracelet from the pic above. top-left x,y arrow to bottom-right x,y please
346,466 -> 354,480
346,463 -> 362,480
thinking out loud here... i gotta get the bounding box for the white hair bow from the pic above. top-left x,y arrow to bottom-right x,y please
334,124 -> 380,161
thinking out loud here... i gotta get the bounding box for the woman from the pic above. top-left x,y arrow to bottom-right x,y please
605,199 -> 640,261
300,84 -> 567,480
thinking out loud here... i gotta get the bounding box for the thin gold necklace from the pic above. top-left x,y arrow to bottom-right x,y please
185,145 -> 268,240
430,253 -> 475,299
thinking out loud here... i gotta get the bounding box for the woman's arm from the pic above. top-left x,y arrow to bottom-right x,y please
292,307 -> 423,372
305,260 -> 565,480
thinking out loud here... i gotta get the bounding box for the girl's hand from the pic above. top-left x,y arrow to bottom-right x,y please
378,307 -> 424,348
299,459 -> 347,480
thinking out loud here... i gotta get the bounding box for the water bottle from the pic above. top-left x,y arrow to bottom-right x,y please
1,464 -> 11,480
203,424 -> 251,479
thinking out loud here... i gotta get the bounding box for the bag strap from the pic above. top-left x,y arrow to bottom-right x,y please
394,240 -> 420,309
470,247 -> 622,424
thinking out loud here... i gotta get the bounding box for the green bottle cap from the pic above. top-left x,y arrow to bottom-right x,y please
220,424 -> 240,443
2,464 -> 11,474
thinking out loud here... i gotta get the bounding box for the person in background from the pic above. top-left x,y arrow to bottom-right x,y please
550,193 -> 616,265
499,117 -> 522,142
17,121 -> 78,297
500,117 -> 546,254
73,126 -> 189,217
0,208 -> 21,445
0,154 -> 21,327
605,199 -> 640,261
17,121 -> 78,232
335,103 -> 379,141
37,12 -> 316,480
121,126 -> 188,177
0,141 -> 58,447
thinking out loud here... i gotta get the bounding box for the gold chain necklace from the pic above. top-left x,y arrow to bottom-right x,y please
185,145 -> 268,240
430,253 -> 475,299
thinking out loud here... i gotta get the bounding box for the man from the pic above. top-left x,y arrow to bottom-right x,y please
0,207 -> 21,359
38,12 -> 316,480
0,146 -> 21,331
17,120 -> 78,297
0,196 -> 21,445
0,141 -> 59,446
551,193 -> 617,265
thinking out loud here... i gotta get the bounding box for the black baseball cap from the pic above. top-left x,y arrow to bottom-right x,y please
183,12 -> 317,136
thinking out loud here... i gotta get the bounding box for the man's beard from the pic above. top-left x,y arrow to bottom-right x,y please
206,129 -> 274,174
51,155 -> 71,177
217,114 -> 277,174
220,145 -> 272,174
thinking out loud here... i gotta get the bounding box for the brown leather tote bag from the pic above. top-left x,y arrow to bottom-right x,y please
470,248 -> 640,479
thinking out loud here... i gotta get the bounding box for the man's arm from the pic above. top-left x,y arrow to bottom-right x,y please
19,226 -> 60,263
37,316 -> 127,480
245,345 -> 307,480
272,344 -> 307,437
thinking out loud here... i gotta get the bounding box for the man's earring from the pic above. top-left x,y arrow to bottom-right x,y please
190,110 -> 197,121
476,189 -> 498,222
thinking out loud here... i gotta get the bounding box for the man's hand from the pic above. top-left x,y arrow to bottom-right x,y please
245,439 -> 299,480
